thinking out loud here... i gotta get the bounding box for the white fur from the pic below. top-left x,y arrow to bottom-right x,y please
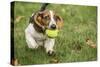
49,10 -> 56,28
25,23 -> 55,53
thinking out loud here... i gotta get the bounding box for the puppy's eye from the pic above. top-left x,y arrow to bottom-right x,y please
54,15 -> 61,22
43,16 -> 49,20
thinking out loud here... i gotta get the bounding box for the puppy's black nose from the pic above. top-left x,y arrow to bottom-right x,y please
50,24 -> 56,29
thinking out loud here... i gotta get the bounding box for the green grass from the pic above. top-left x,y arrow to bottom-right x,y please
13,1 -> 97,65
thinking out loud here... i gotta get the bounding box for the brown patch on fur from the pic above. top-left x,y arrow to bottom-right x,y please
36,16 -> 42,25
55,15 -> 63,29
36,10 -> 50,27
33,10 -> 63,32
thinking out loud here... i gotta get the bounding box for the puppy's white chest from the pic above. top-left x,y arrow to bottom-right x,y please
25,23 -> 55,52
25,23 -> 46,41
33,32 -> 46,41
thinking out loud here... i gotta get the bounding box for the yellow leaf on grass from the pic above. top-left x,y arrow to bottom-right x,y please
86,38 -> 96,48
15,16 -> 25,23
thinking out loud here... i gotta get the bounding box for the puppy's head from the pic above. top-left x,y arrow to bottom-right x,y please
33,10 -> 63,30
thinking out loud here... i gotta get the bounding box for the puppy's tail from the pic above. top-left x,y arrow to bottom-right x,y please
40,3 -> 49,11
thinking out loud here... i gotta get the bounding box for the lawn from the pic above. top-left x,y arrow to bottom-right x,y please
13,1 -> 97,65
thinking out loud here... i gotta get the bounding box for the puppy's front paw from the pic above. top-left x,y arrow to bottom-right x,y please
47,50 -> 56,56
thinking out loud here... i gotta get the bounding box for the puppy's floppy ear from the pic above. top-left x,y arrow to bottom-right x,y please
54,15 -> 63,29
33,12 -> 44,28
36,12 -> 43,23
34,10 -> 48,26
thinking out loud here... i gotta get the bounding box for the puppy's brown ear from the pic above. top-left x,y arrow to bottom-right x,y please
34,10 -> 49,27
54,15 -> 63,29
33,12 -> 44,28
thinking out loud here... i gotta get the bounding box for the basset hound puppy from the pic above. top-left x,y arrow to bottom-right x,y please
25,10 -> 63,55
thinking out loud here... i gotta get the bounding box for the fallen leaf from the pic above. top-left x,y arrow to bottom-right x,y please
86,38 -> 96,48
11,59 -> 20,66
15,16 -> 25,23
89,44 -> 96,48
50,58 -> 60,63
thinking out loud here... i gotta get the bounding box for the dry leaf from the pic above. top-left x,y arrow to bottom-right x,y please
11,59 -> 20,66
86,38 -> 96,48
50,58 -> 60,63
15,16 -> 25,23
90,44 -> 96,48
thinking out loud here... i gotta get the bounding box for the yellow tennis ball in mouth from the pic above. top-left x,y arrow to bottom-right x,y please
46,29 -> 59,38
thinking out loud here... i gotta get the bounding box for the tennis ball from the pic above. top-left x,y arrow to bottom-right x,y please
46,29 -> 59,38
